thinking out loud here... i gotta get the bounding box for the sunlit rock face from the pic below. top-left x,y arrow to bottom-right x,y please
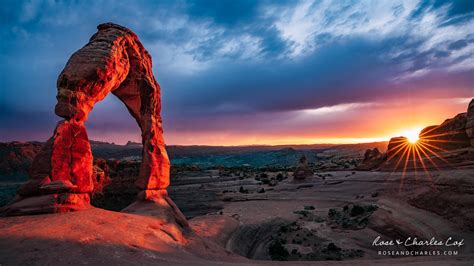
2,23 -> 171,216
466,99 -> 474,147
17,121 -> 93,197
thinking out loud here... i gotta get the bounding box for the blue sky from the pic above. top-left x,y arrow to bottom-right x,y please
0,0 -> 473,145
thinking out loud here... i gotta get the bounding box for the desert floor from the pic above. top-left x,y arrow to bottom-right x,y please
1,169 -> 473,265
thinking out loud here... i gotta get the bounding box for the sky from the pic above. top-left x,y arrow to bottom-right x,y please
0,0 -> 473,145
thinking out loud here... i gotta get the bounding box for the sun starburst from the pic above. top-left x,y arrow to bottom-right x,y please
386,125 -> 458,192
400,128 -> 421,144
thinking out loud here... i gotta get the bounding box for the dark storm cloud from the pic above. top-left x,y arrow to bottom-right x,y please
163,35 -> 471,117
0,0 -> 473,142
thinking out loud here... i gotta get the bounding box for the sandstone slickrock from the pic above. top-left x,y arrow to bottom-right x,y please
2,23 -> 177,218
293,155 -> 313,181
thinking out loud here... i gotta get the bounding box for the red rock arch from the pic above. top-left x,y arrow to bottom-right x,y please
3,23 -> 172,215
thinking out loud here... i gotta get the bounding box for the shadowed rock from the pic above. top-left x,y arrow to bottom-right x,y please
378,99 -> 474,171
419,112 -> 470,150
466,99 -> 474,147
356,148 -> 385,170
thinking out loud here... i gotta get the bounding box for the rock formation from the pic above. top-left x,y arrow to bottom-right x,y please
363,148 -> 382,161
378,98 -> 474,171
356,148 -> 385,170
386,136 -> 408,159
2,23 -> 175,217
293,155 -> 313,181
419,112 -> 470,150
466,99 -> 474,147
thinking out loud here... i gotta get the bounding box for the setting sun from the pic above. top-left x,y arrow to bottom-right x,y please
400,128 -> 421,144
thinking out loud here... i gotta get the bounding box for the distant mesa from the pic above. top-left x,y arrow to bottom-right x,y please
89,140 -> 115,146
1,23 -> 186,230
126,140 -> 142,146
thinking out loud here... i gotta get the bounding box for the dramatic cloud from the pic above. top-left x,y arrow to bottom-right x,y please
0,0 -> 473,144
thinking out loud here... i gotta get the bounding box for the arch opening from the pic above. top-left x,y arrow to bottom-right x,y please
85,95 -> 142,211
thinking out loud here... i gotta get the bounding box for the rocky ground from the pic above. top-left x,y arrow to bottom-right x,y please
177,167 -> 474,262
1,166 -> 473,264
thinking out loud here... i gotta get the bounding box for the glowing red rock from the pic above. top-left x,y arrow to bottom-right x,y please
2,23 -> 172,216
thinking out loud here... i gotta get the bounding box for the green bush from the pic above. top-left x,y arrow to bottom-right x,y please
269,239 -> 289,261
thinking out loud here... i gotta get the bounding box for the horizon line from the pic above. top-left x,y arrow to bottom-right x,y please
2,138 -> 391,147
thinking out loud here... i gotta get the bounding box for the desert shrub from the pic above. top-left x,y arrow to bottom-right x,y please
269,239 -> 289,261
276,173 -> 284,181
350,205 -> 365,216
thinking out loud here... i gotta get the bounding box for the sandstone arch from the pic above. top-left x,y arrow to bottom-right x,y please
3,23 -> 176,216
